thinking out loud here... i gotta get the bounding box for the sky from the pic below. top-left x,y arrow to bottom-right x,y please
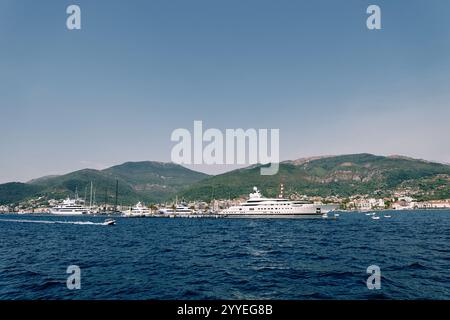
0,0 -> 449,183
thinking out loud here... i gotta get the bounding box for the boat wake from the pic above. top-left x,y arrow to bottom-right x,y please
0,219 -> 109,226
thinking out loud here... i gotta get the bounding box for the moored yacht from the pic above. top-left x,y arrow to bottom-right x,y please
122,202 -> 151,217
219,186 -> 338,218
49,197 -> 90,215
159,203 -> 193,215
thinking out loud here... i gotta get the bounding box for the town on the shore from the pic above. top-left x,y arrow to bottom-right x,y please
1,192 -> 450,214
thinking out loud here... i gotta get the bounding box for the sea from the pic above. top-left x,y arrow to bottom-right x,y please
0,210 -> 449,300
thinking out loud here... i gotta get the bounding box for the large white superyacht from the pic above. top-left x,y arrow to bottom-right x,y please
49,197 -> 90,215
219,186 -> 338,218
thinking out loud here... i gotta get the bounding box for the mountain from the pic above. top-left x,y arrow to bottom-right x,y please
27,175 -> 61,184
179,154 -> 450,201
0,183 -> 42,205
1,154 -> 449,206
0,161 -> 209,205
101,161 -> 209,202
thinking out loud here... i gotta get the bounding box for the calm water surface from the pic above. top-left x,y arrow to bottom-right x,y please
0,210 -> 449,299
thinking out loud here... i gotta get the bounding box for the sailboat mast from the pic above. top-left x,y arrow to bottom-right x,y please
89,181 -> 93,209
211,186 -> 215,210
104,188 -> 108,211
114,180 -> 118,212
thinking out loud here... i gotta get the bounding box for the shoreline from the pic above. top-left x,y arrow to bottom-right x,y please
2,208 -> 450,218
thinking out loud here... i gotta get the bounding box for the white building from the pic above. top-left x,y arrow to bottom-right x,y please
398,196 -> 415,203
352,198 -> 385,211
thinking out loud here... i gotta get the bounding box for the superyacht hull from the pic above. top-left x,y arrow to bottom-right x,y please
220,204 -> 339,218
219,213 -> 324,219
49,210 -> 87,215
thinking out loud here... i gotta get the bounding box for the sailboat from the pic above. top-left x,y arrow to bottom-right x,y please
97,180 -> 122,215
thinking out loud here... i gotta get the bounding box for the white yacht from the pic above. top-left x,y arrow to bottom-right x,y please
49,197 -> 90,215
219,186 -> 339,218
159,203 -> 193,215
123,202 -> 151,217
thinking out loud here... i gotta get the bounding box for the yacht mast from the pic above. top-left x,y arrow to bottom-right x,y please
114,180 -> 118,212
104,187 -> 108,212
89,181 -> 93,209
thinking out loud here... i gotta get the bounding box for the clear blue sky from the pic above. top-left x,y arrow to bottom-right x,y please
1,0 -> 449,183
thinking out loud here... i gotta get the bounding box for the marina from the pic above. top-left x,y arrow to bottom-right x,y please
36,184 -> 341,219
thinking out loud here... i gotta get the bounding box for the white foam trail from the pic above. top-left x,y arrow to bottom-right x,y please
0,219 -> 107,226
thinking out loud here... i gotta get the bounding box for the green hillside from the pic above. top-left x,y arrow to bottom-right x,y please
179,154 -> 450,201
0,183 -> 42,205
0,162 -> 209,206
1,154 -> 449,206
102,161 -> 208,200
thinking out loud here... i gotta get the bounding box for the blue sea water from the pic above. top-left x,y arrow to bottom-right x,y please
0,210 -> 450,300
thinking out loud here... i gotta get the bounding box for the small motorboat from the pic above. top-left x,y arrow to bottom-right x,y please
103,219 -> 116,226
384,215 -> 392,218
371,216 -> 380,220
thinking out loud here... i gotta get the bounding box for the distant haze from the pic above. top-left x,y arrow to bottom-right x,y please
1,0 -> 449,183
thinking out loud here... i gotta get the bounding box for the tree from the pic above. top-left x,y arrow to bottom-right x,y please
149,204 -> 158,214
